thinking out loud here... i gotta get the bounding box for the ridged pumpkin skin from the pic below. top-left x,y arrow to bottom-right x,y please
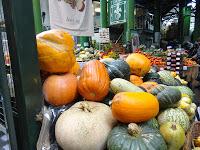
107,123 -> 167,150
130,75 -> 143,86
126,53 -> 151,76
78,60 -> 110,101
37,29 -> 76,73
68,62 -> 81,75
43,73 -> 78,106
111,92 -> 159,123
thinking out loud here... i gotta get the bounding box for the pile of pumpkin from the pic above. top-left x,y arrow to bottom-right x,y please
37,30 -> 197,150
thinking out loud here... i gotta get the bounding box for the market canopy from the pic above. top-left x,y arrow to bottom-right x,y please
138,0 -> 193,16
93,0 -> 193,16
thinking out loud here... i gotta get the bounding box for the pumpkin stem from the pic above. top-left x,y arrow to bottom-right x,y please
127,123 -> 141,137
171,123 -> 177,130
80,102 -> 92,112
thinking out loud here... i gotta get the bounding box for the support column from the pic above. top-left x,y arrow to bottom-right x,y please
107,0 -> 111,26
79,36 -> 90,48
126,0 -> 135,42
100,0 -> 108,28
183,6 -> 191,41
178,0 -> 187,43
154,0 -> 161,45
32,0 -> 43,34
193,0 -> 200,41
2,0 -> 43,149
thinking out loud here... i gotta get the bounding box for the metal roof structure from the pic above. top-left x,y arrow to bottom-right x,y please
93,0 -> 193,16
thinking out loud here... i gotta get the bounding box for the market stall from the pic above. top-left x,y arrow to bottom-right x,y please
1,0 -> 200,149
36,29 -> 200,150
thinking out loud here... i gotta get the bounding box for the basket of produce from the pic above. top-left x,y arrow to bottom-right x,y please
184,121 -> 200,150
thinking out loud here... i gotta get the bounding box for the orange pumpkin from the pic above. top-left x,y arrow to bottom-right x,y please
78,60 -> 110,101
43,73 -> 78,106
111,92 -> 159,123
140,82 -> 158,92
69,62 -> 81,75
130,75 -> 143,86
37,29 -> 76,73
126,53 -> 151,76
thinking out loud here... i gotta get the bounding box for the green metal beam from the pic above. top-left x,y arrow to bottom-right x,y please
100,0 -> 108,28
193,0 -> 200,41
107,0 -> 111,26
32,0 -> 43,34
2,0 -> 43,149
154,0 -> 161,44
178,0 -> 184,43
183,6 -> 191,40
126,0 -> 135,42
178,0 -> 190,43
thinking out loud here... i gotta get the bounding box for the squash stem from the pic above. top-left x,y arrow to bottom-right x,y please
171,124 -> 177,130
80,102 -> 92,112
127,123 -> 141,137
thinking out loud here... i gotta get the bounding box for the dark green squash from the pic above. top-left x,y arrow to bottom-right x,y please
107,123 -> 167,150
143,72 -> 162,83
103,59 -> 131,80
150,84 -> 166,95
169,86 -> 194,100
153,87 -> 181,109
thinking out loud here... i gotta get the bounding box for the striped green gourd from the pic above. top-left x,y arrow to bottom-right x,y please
110,78 -> 144,94
158,108 -> 190,132
150,84 -> 166,95
169,86 -> 194,100
158,70 -> 182,86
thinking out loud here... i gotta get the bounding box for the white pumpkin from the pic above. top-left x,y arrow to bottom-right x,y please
55,101 -> 117,150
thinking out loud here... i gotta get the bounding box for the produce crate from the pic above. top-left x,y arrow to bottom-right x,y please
184,121 -> 200,150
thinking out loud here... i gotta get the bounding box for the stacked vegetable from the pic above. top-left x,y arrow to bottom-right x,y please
183,58 -> 198,67
135,48 -> 166,68
75,47 -> 100,61
37,30 -> 197,150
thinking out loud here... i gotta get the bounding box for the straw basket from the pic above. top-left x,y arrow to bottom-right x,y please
183,121 -> 200,150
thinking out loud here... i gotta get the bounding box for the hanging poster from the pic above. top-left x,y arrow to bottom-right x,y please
110,0 -> 126,25
49,0 -> 94,36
